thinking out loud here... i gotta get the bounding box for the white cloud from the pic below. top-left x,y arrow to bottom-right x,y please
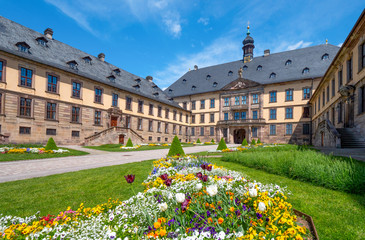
337,42 -> 343,47
162,12 -> 182,38
152,0 -> 169,9
197,17 -> 209,25
286,40 -> 313,51
154,36 -> 240,88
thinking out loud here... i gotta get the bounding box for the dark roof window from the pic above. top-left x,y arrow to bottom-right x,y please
153,92 -> 159,97
67,60 -> 78,70
302,67 -> 310,74
36,37 -> 48,46
285,59 -> 292,66
182,79 -> 187,83
168,89 -> 173,94
135,78 -> 141,83
113,68 -> 121,76
152,85 -> 158,89
192,85 -> 196,91
213,82 -> 218,87
107,75 -> 115,82
133,84 -> 140,91
83,56 -> 92,64
16,42 -> 30,53
269,72 -> 276,79
206,75 -> 211,80
242,65 -> 248,70
256,65 -> 262,71
228,71 -> 233,76
322,53 -> 329,60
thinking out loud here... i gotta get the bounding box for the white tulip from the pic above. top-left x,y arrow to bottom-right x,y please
206,185 -> 218,197
158,202 -> 168,212
196,183 -> 203,190
258,202 -> 266,212
176,193 -> 185,203
249,188 -> 257,197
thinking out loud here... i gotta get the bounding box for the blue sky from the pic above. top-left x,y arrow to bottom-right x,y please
0,0 -> 364,89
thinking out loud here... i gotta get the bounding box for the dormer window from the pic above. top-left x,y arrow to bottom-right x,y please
168,89 -> 173,94
36,37 -> 48,46
256,65 -> 262,71
182,79 -> 187,83
107,75 -> 115,82
285,59 -> 292,66
213,82 -> 218,87
322,53 -> 329,60
242,65 -> 248,71
153,92 -> 159,97
192,85 -> 196,91
152,85 -> 158,89
83,56 -> 92,64
206,75 -> 211,80
16,42 -> 30,53
113,68 -> 121,76
67,60 -> 78,70
228,71 -> 233,76
269,72 -> 276,79
135,78 -> 141,83
302,67 -> 310,74
133,84 -> 140,91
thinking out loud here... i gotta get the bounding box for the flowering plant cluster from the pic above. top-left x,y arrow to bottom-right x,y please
203,142 -> 216,145
0,155 -> 309,240
120,145 -> 141,150
0,147 -> 69,154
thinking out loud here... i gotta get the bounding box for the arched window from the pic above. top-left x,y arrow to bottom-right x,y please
182,79 -> 187,83
206,75 -> 211,80
228,71 -> 233,76
213,82 -> 218,87
322,53 -> 329,60
256,65 -> 262,71
168,89 -> 173,93
269,72 -> 276,79
242,65 -> 248,71
302,67 -> 310,74
285,59 -> 292,66
192,85 -> 196,91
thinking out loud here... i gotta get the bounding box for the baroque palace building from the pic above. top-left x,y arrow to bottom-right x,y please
0,16 -> 191,145
166,26 -> 339,144
310,9 -> 365,148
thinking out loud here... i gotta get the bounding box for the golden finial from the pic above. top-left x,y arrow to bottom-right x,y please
247,21 -> 250,35
326,39 -> 328,44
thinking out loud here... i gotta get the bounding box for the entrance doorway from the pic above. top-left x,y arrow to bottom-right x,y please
119,134 -> 125,144
111,116 -> 118,127
234,129 -> 246,144
321,132 -> 324,147
344,97 -> 354,128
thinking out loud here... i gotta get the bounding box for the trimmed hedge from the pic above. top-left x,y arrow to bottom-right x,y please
217,138 -> 227,150
241,139 -> 248,146
125,138 -> 133,147
257,138 -> 262,144
196,138 -> 201,144
211,139 -> 215,143
251,139 -> 256,145
45,137 -> 58,150
167,136 -> 185,156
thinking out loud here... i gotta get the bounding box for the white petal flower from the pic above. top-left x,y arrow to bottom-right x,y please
258,202 -> 266,212
158,202 -> 168,212
176,193 -> 185,203
249,188 -> 257,197
206,185 -> 218,197
196,183 -> 202,191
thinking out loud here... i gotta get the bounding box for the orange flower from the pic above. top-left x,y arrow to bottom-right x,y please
229,207 -> 235,212
154,221 -> 161,229
208,217 -> 213,223
218,218 -> 224,224
160,228 -> 167,237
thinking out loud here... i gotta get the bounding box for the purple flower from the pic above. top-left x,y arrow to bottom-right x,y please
124,174 -> 135,184
202,175 -> 208,182
164,178 -> 172,187
159,173 -> 168,180
196,172 -> 203,179
256,212 -> 262,219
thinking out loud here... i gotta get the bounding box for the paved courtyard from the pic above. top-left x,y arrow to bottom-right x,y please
315,147 -> 365,162
0,145 -> 235,183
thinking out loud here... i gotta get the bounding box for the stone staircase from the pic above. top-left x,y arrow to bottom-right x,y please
336,128 -> 365,148
83,127 -> 144,146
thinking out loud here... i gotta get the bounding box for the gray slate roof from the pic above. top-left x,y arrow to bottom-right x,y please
0,16 -> 182,109
165,44 -> 340,98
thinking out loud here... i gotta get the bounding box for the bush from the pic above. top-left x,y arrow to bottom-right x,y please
251,139 -> 256,145
167,136 -> 185,156
257,138 -> 261,144
217,138 -> 228,150
241,139 -> 248,146
196,138 -> 201,144
211,139 -> 215,143
45,137 -> 58,150
222,146 -> 365,194
125,138 -> 133,147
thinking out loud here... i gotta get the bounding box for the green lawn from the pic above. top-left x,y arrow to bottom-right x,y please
0,157 -> 364,239
0,148 -> 89,162
84,143 -> 195,152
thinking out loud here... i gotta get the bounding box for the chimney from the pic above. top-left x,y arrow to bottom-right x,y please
146,76 -> 153,82
98,53 -> 105,62
44,28 -> 53,40
194,65 -> 198,70
264,49 -> 270,56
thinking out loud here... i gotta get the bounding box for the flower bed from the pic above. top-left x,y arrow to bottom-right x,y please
0,147 -> 69,154
120,145 -> 141,150
0,155 -> 310,239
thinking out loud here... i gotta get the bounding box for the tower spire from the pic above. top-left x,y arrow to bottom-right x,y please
242,22 -> 254,63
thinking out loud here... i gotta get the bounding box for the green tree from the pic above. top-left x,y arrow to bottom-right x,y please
126,138 -> 133,147
241,138 -> 248,146
167,136 -> 185,156
211,138 -> 215,143
257,138 -> 262,144
45,137 -> 58,150
217,138 -> 228,150
251,139 -> 256,145
196,138 -> 201,144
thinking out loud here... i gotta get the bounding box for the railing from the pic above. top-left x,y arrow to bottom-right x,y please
318,119 -> 341,148
226,104 -> 249,110
84,126 -> 144,143
217,118 -> 265,125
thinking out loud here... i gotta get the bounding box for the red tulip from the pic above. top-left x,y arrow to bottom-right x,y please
196,172 -> 203,179
206,165 -> 212,171
164,178 -> 172,187
160,173 -> 168,180
201,164 -> 207,170
124,174 -> 135,184
202,175 -> 208,182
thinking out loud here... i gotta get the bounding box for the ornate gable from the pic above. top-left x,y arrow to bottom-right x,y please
221,78 -> 261,91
